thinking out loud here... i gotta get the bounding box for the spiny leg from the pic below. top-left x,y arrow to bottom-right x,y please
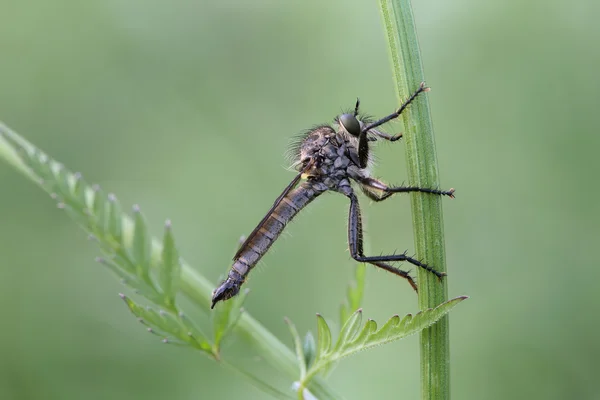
370,260 -> 417,292
367,128 -> 403,142
360,184 -> 394,202
346,192 -> 445,290
363,83 -> 427,142
346,191 -> 416,290
359,176 -> 455,201
362,82 -> 429,133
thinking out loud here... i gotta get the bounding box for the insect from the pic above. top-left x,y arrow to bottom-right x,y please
211,83 -> 454,308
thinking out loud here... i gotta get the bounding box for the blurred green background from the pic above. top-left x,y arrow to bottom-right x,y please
1,0 -> 598,399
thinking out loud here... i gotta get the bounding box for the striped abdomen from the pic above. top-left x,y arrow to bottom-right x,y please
211,181 -> 323,307
233,182 -> 321,276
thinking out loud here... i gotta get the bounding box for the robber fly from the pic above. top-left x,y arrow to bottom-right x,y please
211,83 -> 454,308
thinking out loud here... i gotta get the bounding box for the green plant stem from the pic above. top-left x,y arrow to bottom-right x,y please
378,1 -> 451,400
0,123 -> 341,400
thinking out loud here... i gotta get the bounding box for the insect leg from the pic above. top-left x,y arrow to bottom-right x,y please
359,184 -> 394,202
345,192 -> 419,291
346,192 -> 446,284
367,129 -> 403,142
361,82 -> 429,133
359,177 -> 455,201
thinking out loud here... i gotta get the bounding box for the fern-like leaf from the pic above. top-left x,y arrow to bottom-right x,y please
159,220 -> 180,310
301,296 -> 468,385
131,204 -> 152,283
120,294 -> 213,354
0,124 -> 207,351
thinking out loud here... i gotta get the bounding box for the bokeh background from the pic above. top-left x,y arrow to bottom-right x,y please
1,1 -> 598,399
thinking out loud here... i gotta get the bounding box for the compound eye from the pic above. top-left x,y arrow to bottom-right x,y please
339,113 -> 361,137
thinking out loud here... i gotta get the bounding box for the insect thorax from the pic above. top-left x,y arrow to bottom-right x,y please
298,126 -> 363,191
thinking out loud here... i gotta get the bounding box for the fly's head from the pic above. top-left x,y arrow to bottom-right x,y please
335,99 -> 372,170
286,99 -> 373,181
337,113 -> 362,138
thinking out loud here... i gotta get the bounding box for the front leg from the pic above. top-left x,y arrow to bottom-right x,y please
359,176 -> 455,202
361,82 -> 430,133
367,129 -> 403,142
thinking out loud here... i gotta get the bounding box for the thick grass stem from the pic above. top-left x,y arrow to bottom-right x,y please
378,1 -> 451,399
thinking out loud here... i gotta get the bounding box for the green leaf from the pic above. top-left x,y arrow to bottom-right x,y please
95,256 -> 132,284
131,205 -> 150,267
302,297 -> 468,386
315,314 -> 332,358
0,124 -> 165,304
212,287 -> 248,350
71,172 -> 87,208
109,248 -> 138,276
177,312 -> 215,353
302,331 -> 316,370
284,317 -> 307,379
333,308 -> 362,353
130,204 -> 152,284
106,193 -> 123,247
120,294 -> 213,354
159,219 -> 180,309
90,184 -> 108,235
96,257 -> 160,303
52,162 -> 73,202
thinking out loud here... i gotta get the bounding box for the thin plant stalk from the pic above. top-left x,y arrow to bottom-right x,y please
378,1 -> 451,399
